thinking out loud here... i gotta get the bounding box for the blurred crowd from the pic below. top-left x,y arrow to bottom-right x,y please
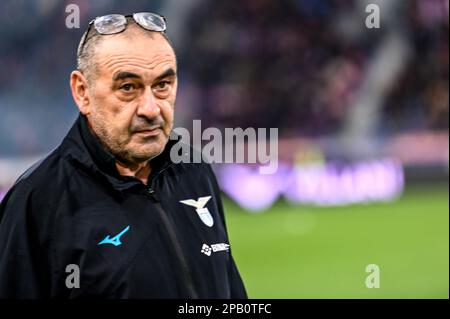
181,0 -> 448,136
0,0 -> 448,156
383,0 -> 449,132
182,0 -> 369,136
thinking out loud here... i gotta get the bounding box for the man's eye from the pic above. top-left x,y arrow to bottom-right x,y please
120,83 -> 135,92
155,81 -> 171,90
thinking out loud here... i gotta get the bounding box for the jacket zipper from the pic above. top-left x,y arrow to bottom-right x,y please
146,167 -> 199,299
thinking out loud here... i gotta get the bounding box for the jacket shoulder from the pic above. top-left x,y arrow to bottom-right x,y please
1,147 -> 75,214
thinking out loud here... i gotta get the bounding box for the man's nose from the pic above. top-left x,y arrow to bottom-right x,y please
137,87 -> 160,118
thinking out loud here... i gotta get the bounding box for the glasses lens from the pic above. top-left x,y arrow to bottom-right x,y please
133,12 -> 166,32
94,14 -> 127,34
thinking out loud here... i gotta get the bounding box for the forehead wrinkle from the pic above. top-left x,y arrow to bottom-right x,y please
102,55 -> 149,67
100,53 -> 176,74
98,57 -> 176,83
100,51 -> 175,66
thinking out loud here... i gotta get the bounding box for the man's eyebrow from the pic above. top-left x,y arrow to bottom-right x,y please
112,69 -> 176,82
154,68 -> 177,82
113,71 -> 141,81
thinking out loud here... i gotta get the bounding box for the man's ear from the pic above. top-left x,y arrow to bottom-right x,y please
70,70 -> 91,115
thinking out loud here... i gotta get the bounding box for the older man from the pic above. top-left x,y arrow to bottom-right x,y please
0,12 -> 246,299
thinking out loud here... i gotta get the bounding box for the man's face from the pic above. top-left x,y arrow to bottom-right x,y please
85,31 -> 177,165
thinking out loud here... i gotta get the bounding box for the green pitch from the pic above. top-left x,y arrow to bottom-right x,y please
224,183 -> 449,298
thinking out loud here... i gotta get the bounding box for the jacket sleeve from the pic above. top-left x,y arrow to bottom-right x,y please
205,164 -> 248,299
0,185 -> 51,298
228,253 -> 248,298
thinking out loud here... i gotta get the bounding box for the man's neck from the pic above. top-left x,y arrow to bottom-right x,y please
115,160 -> 152,185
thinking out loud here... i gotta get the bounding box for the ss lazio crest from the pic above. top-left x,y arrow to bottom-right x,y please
180,196 -> 214,227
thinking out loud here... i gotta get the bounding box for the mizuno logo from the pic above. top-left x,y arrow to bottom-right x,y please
180,196 -> 214,227
98,225 -> 130,246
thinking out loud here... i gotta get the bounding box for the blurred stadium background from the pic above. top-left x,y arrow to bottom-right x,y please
0,0 -> 448,298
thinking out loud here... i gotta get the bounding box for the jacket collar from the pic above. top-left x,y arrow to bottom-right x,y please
62,113 -> 179,192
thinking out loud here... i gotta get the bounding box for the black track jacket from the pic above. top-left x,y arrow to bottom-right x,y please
0,114 -> 247,299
